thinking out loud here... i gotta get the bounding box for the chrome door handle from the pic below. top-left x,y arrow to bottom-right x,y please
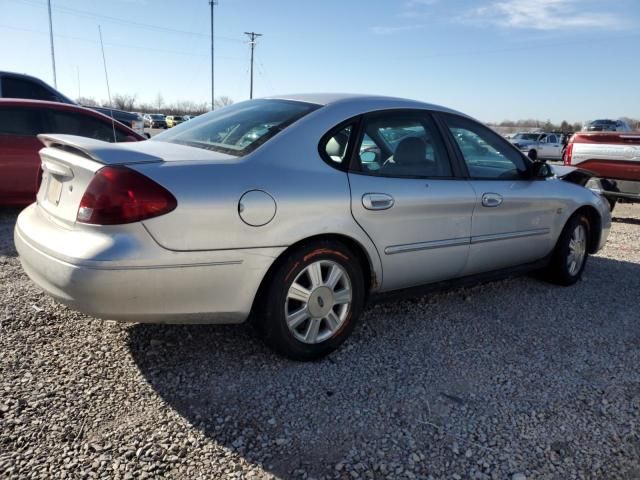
362,193 -> 394,211
481,193 -> 503,207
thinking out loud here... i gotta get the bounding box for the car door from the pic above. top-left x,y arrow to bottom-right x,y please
0,106 -> 46,204
545,134 -> 563,160
438,113 -> 561,276
337,110 -> 476,291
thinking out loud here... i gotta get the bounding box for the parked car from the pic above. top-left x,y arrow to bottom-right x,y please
0,99 -> 144,206
510,132 -> 566,161
14,94 -> 611,360
0,71 -> 145,137
165,115 -> 186,128
564,131 -> 640,210
90,107 -> 145,137
583,119 -> 631,133
0,71 -> 73,103
143,113 -> 167,129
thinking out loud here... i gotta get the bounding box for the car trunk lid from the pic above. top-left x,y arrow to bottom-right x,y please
36,134 -> 234,224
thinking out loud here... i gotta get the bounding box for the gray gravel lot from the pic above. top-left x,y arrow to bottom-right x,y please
1,205 -> 640,479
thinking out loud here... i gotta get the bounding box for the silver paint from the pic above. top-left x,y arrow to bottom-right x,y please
15,94 -> 612,325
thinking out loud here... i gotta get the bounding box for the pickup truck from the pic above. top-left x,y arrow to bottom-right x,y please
564,131 -> 640,209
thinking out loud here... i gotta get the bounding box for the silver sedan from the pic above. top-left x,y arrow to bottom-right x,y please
15,94 -> 611,360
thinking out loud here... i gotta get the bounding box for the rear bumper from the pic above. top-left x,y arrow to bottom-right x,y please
15,205 -> 284,323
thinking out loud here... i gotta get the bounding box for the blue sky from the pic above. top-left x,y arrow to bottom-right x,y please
1,0 -> 639,123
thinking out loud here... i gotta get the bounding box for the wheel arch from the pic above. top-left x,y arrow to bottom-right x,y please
249,233 -> 376,320
572,204 -> 602,254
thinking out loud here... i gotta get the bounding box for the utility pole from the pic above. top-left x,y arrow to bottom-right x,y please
209,0 -> 218,110
47,0 -> 57,88
244,31 -> 262,99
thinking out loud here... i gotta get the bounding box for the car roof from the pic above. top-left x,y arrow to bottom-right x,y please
0,98 -> 113,114
266,93 -> 465,115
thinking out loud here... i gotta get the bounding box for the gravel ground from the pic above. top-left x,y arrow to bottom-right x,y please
1,204 -> 640,479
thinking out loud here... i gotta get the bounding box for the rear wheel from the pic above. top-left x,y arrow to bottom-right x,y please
546,213 -> 590,286
257,240 -> 365,360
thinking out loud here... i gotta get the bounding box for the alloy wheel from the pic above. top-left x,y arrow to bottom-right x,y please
285,260 -> 352,344
567,224 -> 587,276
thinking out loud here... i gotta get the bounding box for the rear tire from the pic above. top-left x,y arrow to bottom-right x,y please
257,240 -> 365,361
546,213 -> 590,286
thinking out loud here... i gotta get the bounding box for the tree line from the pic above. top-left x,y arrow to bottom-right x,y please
76,93 -> 234,115
489,117 -> 640,133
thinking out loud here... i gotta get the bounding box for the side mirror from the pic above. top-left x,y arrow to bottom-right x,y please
527,149 -> 538,161
531,160 -> 552,178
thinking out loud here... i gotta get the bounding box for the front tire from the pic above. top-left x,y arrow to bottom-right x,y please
547,213 -> 590,286
258,240 -> 365,360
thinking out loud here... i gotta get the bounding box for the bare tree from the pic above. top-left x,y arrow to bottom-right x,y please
154,93 -> 164,112
94,92 -> 233,116
76,96 -> 99,106
110,93 -> 138,111
214,96 -> 234,109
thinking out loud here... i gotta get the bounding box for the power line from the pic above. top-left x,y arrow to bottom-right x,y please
9,0 -> 242,42
255,54 -> 275,95
0,24 -> 244,60
244,31 -> 262,99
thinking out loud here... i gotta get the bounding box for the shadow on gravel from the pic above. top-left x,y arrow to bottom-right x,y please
127,255 -> 640,478
612,215 -> 640,226
0,208 -> 22,257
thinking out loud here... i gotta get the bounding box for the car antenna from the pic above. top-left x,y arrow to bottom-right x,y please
98,25 -> 117,143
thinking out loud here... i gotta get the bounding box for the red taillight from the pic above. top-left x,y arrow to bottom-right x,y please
77,166 -> 177,225
563,142 -> 574,165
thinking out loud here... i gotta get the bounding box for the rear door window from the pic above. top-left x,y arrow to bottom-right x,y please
0,107 -> 45,136
46,110 -> 129,142
354,112 -> 452,178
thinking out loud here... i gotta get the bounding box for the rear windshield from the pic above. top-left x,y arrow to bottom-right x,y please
151,114 -> 164,119
152,99 -> 319,156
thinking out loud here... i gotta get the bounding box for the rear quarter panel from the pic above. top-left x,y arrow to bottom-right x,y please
135,104 -> 387,287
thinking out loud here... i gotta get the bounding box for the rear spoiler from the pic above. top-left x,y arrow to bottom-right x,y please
38,134 -> 162,166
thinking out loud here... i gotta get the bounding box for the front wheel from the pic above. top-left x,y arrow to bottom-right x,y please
257,240 -> 365,360
546,213 -> 590,286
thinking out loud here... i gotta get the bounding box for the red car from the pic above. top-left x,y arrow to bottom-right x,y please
0,99 -> 144,206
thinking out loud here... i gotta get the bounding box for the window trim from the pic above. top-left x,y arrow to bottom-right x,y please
346,108 -> 462,180
435,112 -> 534,181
